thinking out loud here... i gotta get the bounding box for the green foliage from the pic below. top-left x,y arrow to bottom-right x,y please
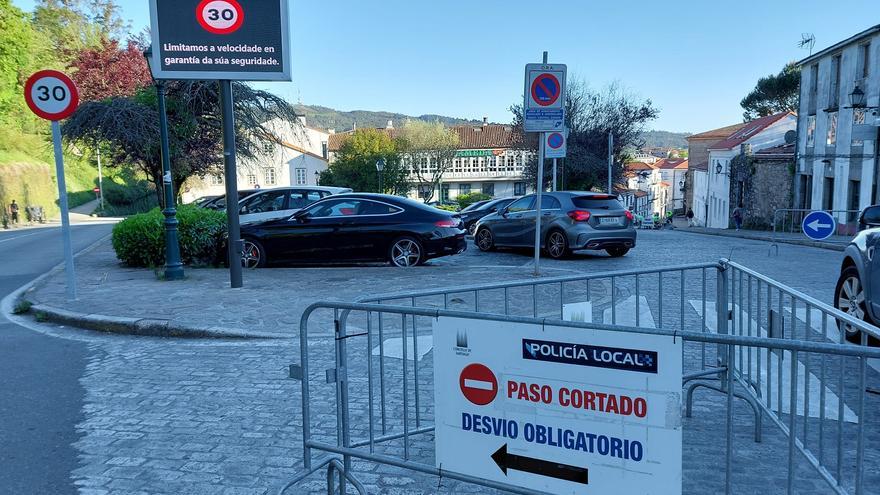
13,299 -> 32,314
99,173 -> 158,216
741,62 -> 800,121
293,104 -> 482,132
319,128 -> 411,194
111,205 -> 227,268
639,130 -> 691,149
398,120 -> 460,202
456,192 -> 492,209
433,204 -> 458,212
0,161 -> 60,219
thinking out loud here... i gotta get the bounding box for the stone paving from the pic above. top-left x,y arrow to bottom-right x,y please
12,229 -> 880,494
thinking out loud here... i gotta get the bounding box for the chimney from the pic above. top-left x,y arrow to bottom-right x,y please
386,120 -> 394,129
482,117 -> 488,126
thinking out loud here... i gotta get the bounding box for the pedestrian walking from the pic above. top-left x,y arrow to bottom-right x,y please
666,210 -> 674,225
9,200 -> 19,226
732,204 -> 744,231
686,208 -> 695,227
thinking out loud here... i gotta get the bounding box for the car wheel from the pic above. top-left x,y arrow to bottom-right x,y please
476,228 -> 495,252
545,230 -> 569,260
390,237 -> 423,267
241,238 -> 267,268
467,223 -> 477,236
606,247 -> 630,258
834,266 -> 872,343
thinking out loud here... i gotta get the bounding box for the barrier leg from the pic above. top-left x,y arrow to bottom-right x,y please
685,379 -> 762,442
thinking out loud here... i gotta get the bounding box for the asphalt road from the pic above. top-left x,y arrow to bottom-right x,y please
0,223 -> 114,494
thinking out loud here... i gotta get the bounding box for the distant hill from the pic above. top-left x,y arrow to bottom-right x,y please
294,104 -> 483,131
640,130 -> 691,149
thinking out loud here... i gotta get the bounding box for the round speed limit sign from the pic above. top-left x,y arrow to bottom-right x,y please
24,70 -> 79,121
197,0 -> 244,35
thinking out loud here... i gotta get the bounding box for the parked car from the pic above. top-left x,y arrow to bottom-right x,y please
204,186 -> 352,224
201,189 -> 258,210
460,197 -> 519,235
191,195 -> 221,207
834,204 -> 880,343
239,193 -> 467,268
473,192 -> 636,259
459,200 -> 490,213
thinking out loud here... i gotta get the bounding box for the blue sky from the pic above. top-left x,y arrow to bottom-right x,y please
12,0 -> 878,133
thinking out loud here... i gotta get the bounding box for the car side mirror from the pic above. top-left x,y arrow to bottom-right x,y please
500,207 -> 509,217
239,205 -> 248,214
293,210 -> 311,222
861,205 -> 880,229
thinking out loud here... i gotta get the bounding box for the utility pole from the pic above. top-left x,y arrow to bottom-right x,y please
533,50 -> 548,276
552,158 -> 557,192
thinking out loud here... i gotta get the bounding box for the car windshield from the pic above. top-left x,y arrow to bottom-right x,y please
571,196 -> 623,210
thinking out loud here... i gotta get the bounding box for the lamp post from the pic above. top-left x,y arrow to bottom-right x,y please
314,170 -> 320,186
143,46 -> 184,281
375,157 -> 386,193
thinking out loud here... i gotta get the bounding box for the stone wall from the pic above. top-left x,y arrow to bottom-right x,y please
728,154 -> 794,229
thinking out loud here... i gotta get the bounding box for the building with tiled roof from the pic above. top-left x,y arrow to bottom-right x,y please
328,120 -> 537,202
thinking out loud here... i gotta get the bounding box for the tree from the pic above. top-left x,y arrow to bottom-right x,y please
740,62 -> 800,121
514,80 -> 658,191
69,38 -> 152,101
397,120 -> 459,202
62,81 -> 300,205
318,129 -> 410,194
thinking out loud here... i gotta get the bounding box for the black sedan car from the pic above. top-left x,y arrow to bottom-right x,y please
835,204 -> 880,342
239,193 -> 467,267
461,197 -> 518,235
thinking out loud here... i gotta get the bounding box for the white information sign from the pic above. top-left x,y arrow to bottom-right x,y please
434,317 -> 682,494
545,130 -> 568,159
524,63 -> 567,132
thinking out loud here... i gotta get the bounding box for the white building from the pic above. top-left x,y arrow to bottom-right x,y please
692,112 -> 797,228
652,158 -> 689,214
794,24 -> 880,232
180,117 -> 330,203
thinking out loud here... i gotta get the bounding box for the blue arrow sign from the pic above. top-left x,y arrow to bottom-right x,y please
801,211 -> 836,241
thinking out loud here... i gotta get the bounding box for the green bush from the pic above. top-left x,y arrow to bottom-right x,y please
434,204 -> 458,212
456,192 -> 493,209
99,176 -> 159,217
112,205 -> 227,268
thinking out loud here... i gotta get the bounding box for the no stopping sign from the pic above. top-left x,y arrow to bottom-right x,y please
196,0 -> 244,34
24,70 -> 79,121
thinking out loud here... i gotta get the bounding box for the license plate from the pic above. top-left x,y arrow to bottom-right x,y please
599,217 -> 621,225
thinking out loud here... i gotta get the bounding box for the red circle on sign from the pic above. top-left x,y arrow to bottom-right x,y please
196,0 -> 244,35
459,363 -> 498,406
24,70 -> 79,121
547,132 -> 564,149
531,73 -> 561,107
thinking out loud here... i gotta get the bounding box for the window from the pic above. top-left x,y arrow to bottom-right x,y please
826,112 -> 838,146
306,199 -> 398,217
321,141 -> 329,159
459,184 -> 471,195
288,190 -> 323,210
858,43 -> 871,79
514,182 -> 526,195
853,109 -> 866,147
263,167 -> 276,186
246,174 -> 258,186
481,183 -> 494,196
541,196 -> 561,210
806,115 -> 816,147
295,168 -> 307,185
441,184 -> 450,202
262,142 -> 273,154
809,64 -> 819,114
823,177 -> 835,211
799,175 -> 813,209
829,55 -> 841,108
848,180 -> 861,222
508,196 -> 535,212
210,174 -> 224,185
240,190 -> 286,214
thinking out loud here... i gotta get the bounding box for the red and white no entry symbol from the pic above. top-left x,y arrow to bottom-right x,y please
459,363 -> 498,406
197,0 -> 244,35
531,73 -> 561,107
24,70 -> 79,121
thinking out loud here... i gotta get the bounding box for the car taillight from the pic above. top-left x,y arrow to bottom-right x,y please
435,219 -> 459,228
625,210 -> 634,221
568,210 -> 591,222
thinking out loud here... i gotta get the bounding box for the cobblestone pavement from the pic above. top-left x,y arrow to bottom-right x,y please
13,230 -> 880,494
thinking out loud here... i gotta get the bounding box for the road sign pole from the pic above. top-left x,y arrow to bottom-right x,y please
220,79 -> 243,289
51,121 -> 76,300
552,158 -> 557,192
97,147 -> 104,210
607,132 -> 613,194
534,132 -> 545,277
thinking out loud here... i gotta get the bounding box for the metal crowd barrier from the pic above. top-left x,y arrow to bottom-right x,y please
281,260 -> 880,495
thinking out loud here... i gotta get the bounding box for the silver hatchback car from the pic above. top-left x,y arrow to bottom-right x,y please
474,191 -> 637,258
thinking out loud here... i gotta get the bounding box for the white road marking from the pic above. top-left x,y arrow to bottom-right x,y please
788,307 -> 880,374
372,335 -> 433,361
690,301 -> 858,423
463,379 -> 494,390
562,301 -> 593,323
602,296 -> 656,328
0,231 -> 45,244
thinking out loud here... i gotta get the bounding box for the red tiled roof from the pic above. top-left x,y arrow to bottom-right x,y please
688,122 -> 747,140
659,181 -> 671,187
625,161 -> 655,171
327,124 -> 521,152
634,190 -> 649,198
754,143 -> 795,157
654,158 -> 688,170
708,112 -> 794,151
281,141 -> 327,162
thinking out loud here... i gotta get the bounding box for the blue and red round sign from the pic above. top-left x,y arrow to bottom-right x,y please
531,73 -> 561,107
547,132 -> 564,149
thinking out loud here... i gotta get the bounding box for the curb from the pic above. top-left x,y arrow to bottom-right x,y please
28,303 -> 282,340
676,228 -> 846,252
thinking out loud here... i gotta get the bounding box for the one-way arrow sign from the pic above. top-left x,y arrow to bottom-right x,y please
491,444 -> 589,485
801,210 -> 836,241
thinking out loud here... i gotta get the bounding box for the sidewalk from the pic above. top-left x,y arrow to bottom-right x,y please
675,224 -> 850,252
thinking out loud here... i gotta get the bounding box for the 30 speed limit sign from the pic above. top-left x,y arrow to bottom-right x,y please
24,70 -> 79,121
196,0 -> 244,35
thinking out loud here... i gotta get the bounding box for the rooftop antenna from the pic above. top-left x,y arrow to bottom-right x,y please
798,33 -> 816,56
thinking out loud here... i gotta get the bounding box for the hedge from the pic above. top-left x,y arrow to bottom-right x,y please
112,205 -> 227,268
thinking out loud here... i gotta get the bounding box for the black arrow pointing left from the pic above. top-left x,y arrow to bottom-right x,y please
491,444 -> 589,485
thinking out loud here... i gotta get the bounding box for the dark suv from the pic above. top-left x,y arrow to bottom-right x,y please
834,205 -> 880,342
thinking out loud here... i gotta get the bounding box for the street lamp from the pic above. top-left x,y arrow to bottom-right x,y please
375,157 -> 386,193
143,46 -> 184,281
850,86 -> 867,109
314,170 -> 320,185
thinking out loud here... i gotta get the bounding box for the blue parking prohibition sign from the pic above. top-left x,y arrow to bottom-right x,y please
547,132 -> 564,149
531,73 -> 561,106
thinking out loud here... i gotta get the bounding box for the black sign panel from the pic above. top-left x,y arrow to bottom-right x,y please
148,0 -> 290,81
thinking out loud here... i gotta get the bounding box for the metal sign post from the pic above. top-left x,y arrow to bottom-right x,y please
534,131 -> 545,276
24,70 -> 79,300
607,132 -> 614,194
149,0 -> 291,288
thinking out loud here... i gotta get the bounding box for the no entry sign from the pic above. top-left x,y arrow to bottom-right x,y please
434,317 -> 682,494
545,130 -> 567,159
523,63 -> 566,132
148,0 -> 290,81
24,70 -> 79,121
